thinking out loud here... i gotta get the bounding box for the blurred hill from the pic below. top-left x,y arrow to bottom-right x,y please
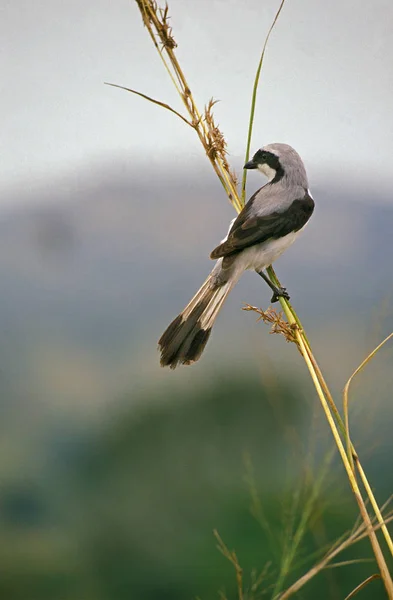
0,162 -> 392,413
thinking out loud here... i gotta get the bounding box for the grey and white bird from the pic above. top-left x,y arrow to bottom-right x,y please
158,143 -> 314,368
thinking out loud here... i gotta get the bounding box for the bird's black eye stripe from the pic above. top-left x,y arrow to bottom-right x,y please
253,149 -> 268,163
253,149 -> 280,169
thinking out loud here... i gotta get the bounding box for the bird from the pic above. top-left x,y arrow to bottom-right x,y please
158,143 -> 314,368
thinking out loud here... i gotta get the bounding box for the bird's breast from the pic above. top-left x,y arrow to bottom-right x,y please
238,230 -> 302,272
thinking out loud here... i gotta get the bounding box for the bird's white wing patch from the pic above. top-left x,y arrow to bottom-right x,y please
220,217 -> 236,243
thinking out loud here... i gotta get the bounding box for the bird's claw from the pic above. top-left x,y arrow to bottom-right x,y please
271,287 -> 290,303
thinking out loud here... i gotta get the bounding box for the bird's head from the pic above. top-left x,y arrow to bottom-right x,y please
244,143 -> 307,186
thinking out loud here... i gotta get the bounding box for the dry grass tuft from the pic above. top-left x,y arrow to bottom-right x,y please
203,98 -> 229,165
136,0 -> 177,48
243,304 -> 298,344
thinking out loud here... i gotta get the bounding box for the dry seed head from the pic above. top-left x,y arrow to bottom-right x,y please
202,99 -> 238,194
243,304 -> 298,344
136,1 -> 177,49
204,98 -> 229,162
158,3 -> 177,49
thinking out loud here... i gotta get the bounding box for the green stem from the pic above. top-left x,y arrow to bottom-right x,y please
241,0 -> 287,206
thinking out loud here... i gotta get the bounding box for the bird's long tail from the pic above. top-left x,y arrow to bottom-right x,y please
158,273 -> 236,368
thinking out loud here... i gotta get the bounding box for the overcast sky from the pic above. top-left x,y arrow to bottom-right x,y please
1,0 -> 393,204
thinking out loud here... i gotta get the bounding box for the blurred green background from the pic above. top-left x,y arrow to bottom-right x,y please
0,366 -> 392,599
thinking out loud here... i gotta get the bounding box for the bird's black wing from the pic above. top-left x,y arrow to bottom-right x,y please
210,192 -> 314,260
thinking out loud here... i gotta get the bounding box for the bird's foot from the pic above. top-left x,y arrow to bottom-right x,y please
271,286 -> 290,303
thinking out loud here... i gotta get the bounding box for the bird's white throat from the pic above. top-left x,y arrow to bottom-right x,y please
258,163 -> 276,181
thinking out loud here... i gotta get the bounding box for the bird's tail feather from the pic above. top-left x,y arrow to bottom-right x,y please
158,274 -> 235,368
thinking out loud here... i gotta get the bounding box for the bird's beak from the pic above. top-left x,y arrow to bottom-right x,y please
244,159 -> 258,170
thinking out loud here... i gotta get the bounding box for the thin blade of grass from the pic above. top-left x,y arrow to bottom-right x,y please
241,0 -> 286,205
324,559 -> 374,569
344,574 -> 381,600
342,331 -> 393,557
104,82 -> 192,125
343,331 -> 393,465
